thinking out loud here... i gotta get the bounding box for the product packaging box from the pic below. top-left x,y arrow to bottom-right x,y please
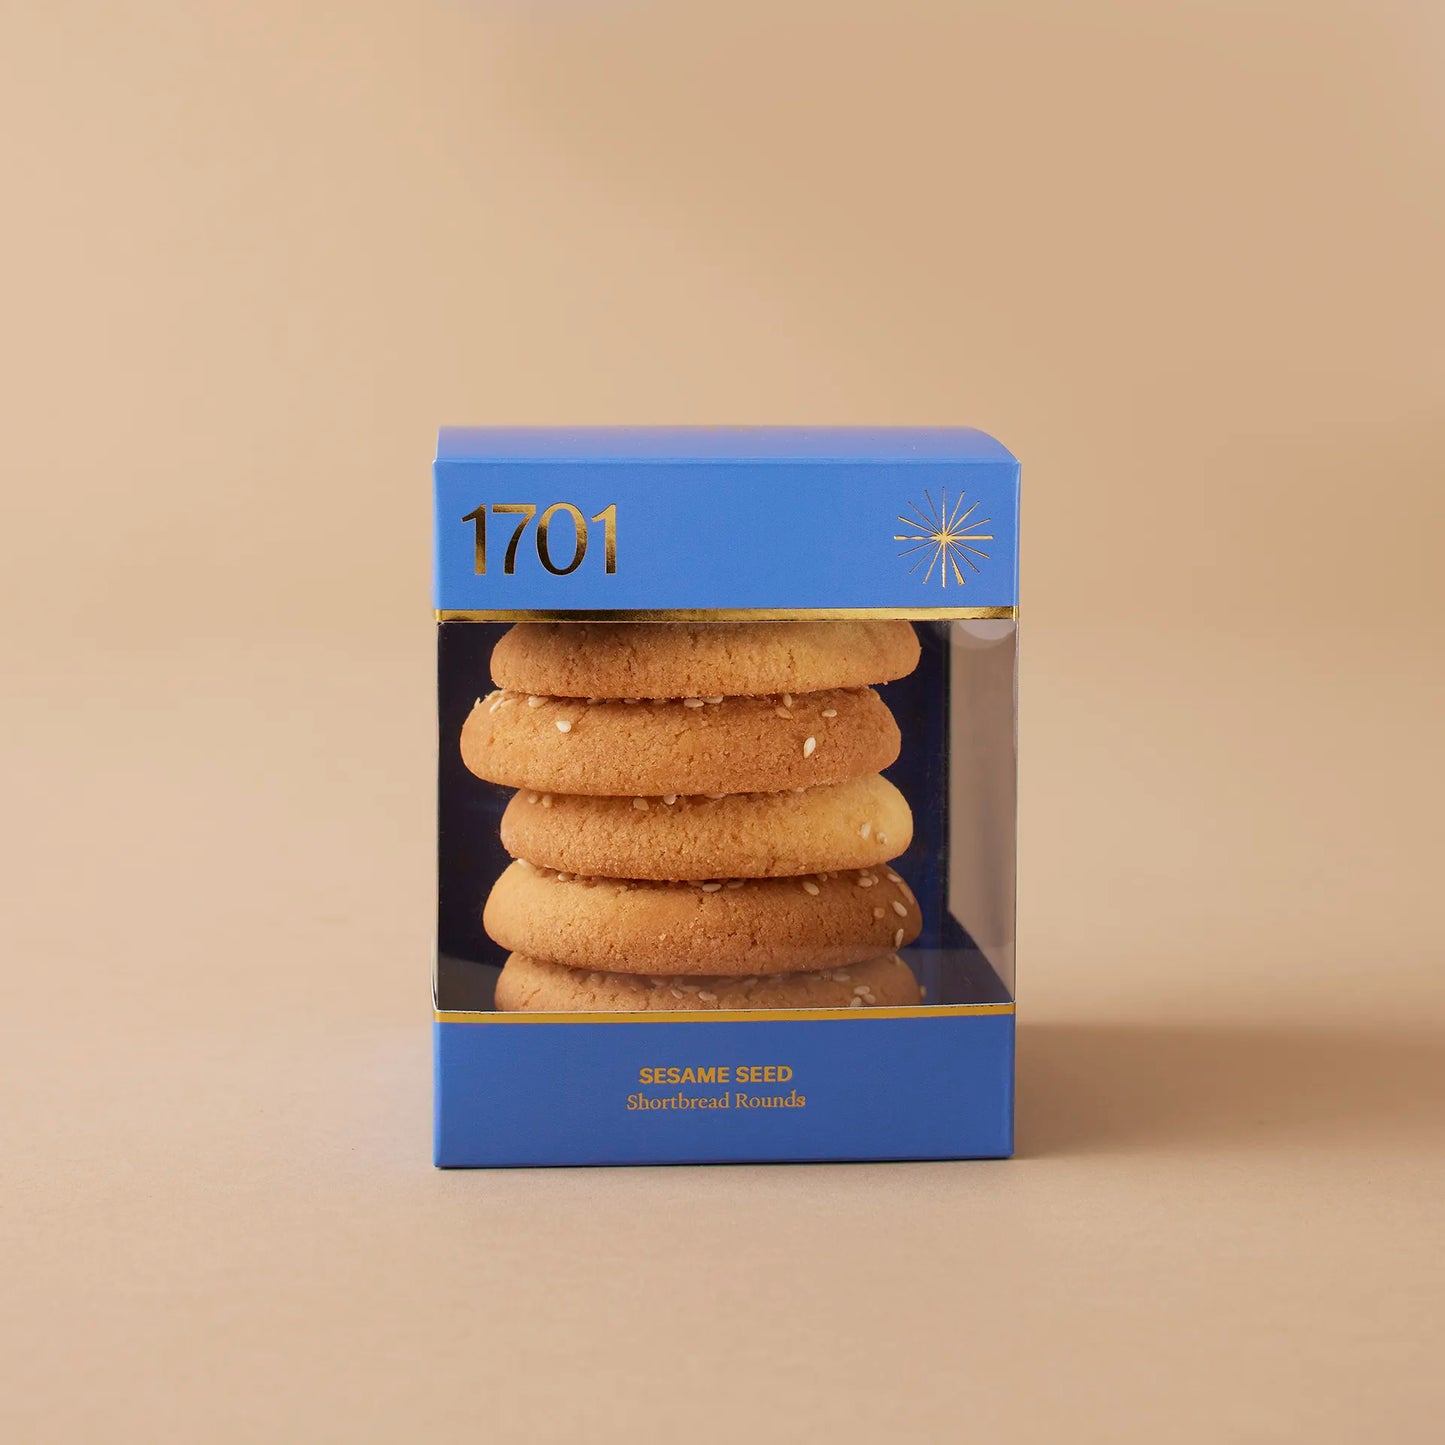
433,428 -> 1019,1167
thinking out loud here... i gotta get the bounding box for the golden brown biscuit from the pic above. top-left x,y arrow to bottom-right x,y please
489,620 -> 920,699
483,860 -> 922,975
495,951 -> 923,1012
500,775 -> 913,880
462,688 -> 900,796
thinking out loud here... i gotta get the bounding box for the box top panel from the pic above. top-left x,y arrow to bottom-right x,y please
437,426 -> 1017,465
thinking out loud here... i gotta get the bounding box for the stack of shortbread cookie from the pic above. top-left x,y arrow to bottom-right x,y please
460,621 -> 925,1012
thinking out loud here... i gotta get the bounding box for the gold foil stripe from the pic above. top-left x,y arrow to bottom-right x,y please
434,1003 -> 1015,1025
435,607 -> 1017,622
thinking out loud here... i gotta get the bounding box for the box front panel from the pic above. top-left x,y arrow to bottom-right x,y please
434,458 -> 1019,614
435,1013 -> 1015,1167
432,429 -> 1019,1168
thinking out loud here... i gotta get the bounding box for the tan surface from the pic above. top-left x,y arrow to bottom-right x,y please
2,1 -> 1443,1442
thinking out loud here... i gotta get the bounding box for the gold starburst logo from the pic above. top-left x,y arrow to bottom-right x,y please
894,488 -> 994,587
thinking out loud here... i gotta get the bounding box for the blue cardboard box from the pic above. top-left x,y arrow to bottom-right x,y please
433,428 -> 1019,1167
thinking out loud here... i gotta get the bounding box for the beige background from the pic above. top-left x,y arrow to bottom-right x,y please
3,1 -> 1442,1440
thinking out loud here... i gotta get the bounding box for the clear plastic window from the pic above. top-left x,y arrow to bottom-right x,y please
436,619 -> 1016,1012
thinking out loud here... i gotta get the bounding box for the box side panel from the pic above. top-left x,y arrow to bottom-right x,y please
434,1014 -> 1014,1167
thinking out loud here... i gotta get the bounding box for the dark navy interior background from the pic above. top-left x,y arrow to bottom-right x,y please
436,621 -> 1010,1009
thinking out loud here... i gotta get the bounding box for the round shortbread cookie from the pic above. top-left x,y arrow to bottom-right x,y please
500,774 -> 913,880
483,860 -> 922,975
495,952 -> 923,1012
462,688 -> 899,796
489,620 -> 920,700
